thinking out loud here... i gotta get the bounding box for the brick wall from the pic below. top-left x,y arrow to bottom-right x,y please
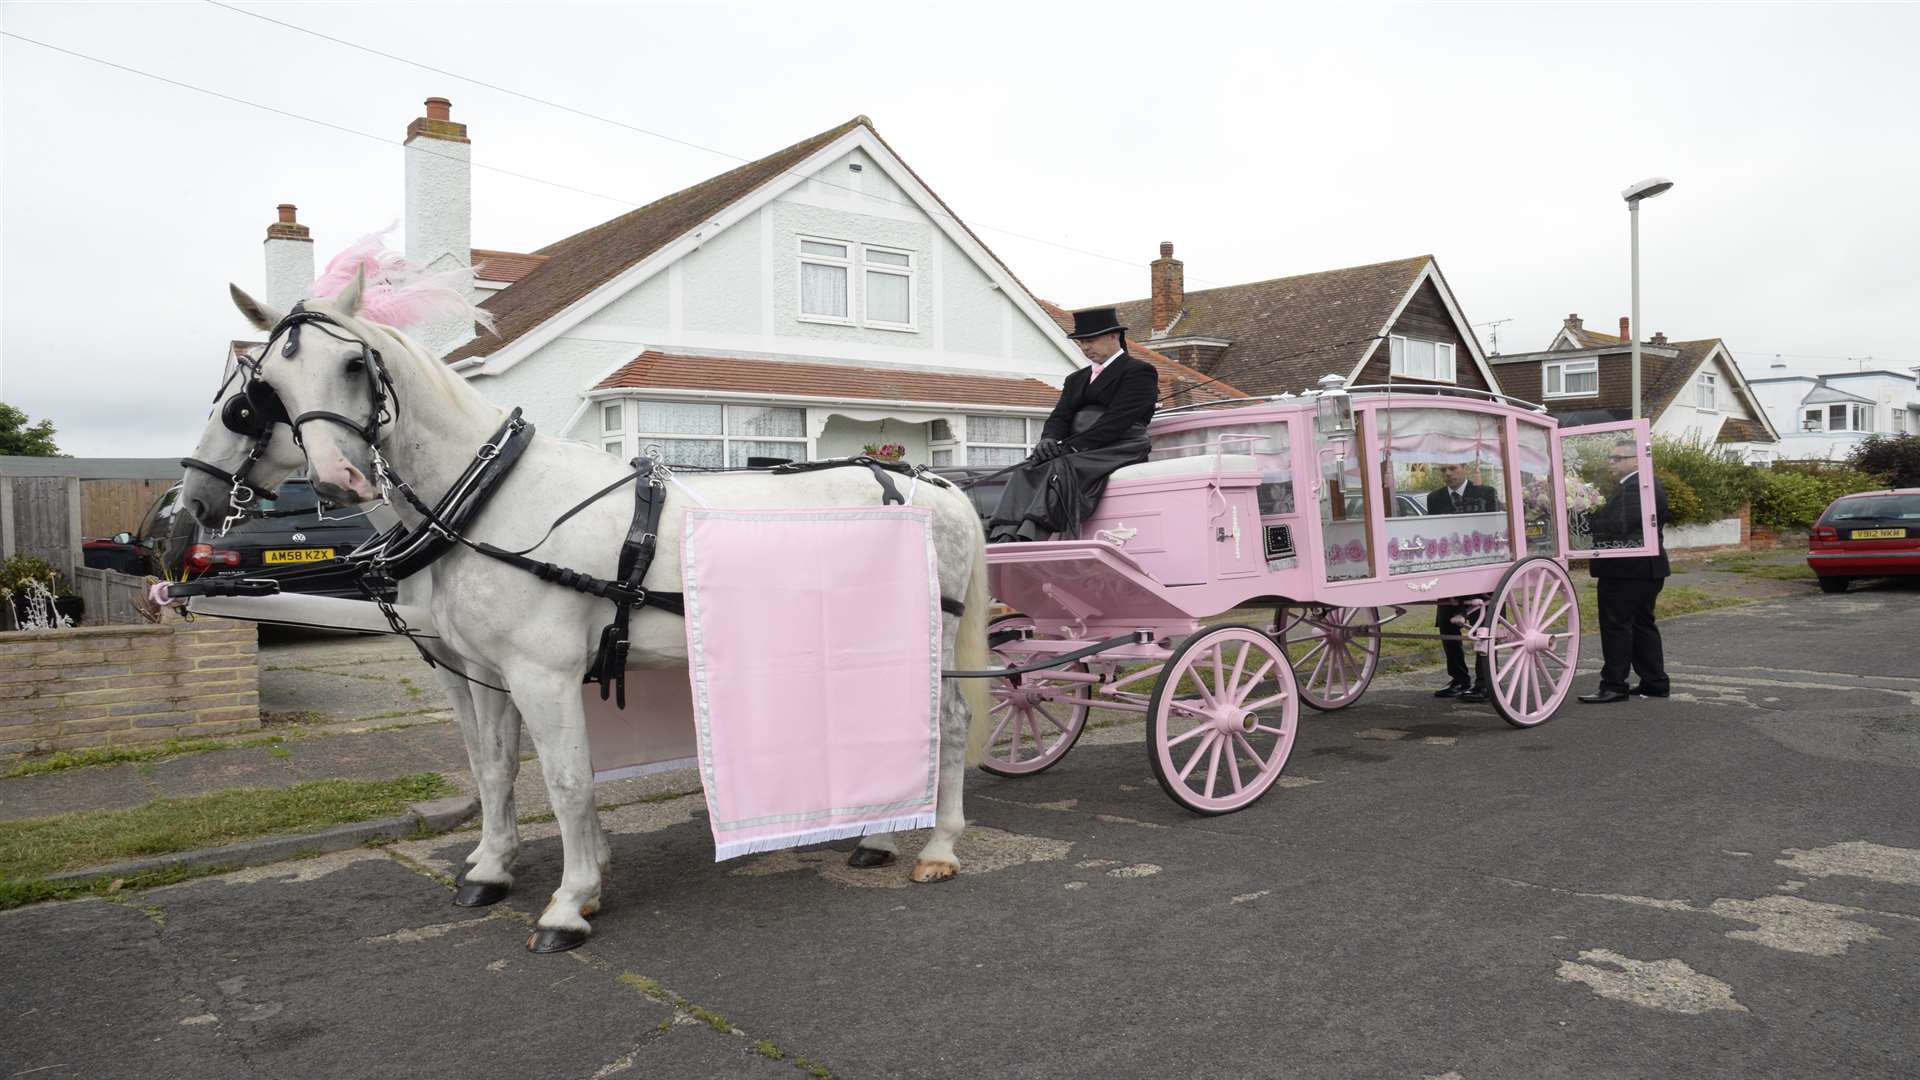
0,622 -> 260,758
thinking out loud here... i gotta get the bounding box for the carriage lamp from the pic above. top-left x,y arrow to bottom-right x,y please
1314,375 -> 1354,437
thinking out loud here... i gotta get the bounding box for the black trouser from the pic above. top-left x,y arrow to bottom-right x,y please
1596,577 -> 1668,693
1436,599 -> 1490,688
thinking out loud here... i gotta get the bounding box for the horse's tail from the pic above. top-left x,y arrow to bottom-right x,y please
957,515 -> 993,768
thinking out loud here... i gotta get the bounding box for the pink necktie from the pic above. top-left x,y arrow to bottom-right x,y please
1089,363 -> 1105,382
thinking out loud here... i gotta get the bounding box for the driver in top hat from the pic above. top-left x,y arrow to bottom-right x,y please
986,307 -> 1159,543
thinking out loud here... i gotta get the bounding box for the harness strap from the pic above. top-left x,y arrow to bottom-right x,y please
585,463 -> 667,707
865,461 -> 905,506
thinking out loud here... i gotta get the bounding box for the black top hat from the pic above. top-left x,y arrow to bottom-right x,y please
1065,307 -> 1127,340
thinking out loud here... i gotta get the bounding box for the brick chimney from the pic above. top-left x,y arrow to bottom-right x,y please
1651,331 -> 1668,346
1619,316 -> 1630,341
1564,313 -> 1584,332
263,203 -> 314,316
1150,241 -> 1184,336
404,96 -> 474,353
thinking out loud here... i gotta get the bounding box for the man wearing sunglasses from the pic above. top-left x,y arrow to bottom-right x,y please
1579,438 -> 1671,704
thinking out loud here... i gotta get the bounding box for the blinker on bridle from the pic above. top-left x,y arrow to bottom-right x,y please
182,302 -> 399,522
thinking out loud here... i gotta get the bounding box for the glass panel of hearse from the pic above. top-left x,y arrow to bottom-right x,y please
1377,407 -> 1512,575
1557,419 -> 1658,559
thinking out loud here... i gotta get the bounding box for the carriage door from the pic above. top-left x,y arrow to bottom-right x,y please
1554,419 -> 1659,559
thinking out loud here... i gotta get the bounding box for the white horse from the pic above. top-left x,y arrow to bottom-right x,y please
185,275 -> 993,952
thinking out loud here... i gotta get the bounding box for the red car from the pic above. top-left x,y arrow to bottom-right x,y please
1807,488 -> 1920,593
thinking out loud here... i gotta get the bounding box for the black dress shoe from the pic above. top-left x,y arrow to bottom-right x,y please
1457,685 -> 1491,703
1434,682 -> 1471,698
1630,685 -> 1671,698
1577,689 -> 1630,704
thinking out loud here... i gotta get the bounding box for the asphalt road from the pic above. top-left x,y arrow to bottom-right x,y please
4,580 -> 1917,1079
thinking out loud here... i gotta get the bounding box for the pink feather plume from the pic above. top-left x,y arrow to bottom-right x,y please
310,226 -> 496,335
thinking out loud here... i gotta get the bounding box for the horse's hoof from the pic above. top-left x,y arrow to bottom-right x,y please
847,846 -> 896,869
909,859 -> 957,883
527,927 -> 591,954
453,881 -> 511,907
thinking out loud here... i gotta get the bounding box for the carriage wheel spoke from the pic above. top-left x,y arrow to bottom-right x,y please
1234,660 -> 1277,704
1538,646 -> 1571,671
1224,732 -> 1244,793
1203,737 -> 1224,798
1232,729 -> 1270,773
1226,643 -> 1250,704
1165,721 -> 1213,749
1176,730 -> 1219,782
1252,722 -> 1290,737
988,709 -> 1015,750
1027,712 -> 1049,758
1035,703 -> 1069,735
1241,690 -> 1291,713
1538,600 -> 1571,630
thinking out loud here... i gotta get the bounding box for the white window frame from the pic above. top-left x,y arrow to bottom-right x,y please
1388,336 -> 1457,383
1543,358 -> 1599,399
797,236 -> 854,325
601,400 -> 626,458
610,398 -> 811,467
1802,407 -> 1823,432
861,244 -> 916,332
1696,372 -> 1719,411
1853,403 -> 1873,432
796,235 -> 918,332
962,414 -> 1034,466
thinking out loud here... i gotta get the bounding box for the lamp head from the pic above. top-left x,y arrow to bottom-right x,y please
1622,177 -> 1674,203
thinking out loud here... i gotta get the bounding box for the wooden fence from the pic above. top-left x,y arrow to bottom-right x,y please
81,478 -> 169,538
1,475 -> 82,584
72,567 -> 154,626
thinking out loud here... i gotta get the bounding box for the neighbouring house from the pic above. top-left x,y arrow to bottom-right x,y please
1490,314 -> 1782,461
1091,245 -> 1503,398
255,101 -> 1237,470
1741,357 -> 1919,461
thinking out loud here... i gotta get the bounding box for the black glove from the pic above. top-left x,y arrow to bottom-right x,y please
1032,438 -> 1063,461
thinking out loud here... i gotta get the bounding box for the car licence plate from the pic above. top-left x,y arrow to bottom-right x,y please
264,548 -> 334,563
1848,529 -> 1907,539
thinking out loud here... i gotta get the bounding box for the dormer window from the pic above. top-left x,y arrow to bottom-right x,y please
1544,358 -> 1598,398
1388,336 -> 1456,382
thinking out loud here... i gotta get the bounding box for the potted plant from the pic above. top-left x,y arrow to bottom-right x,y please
863,442 -> 908,463
1,554 -> 82,630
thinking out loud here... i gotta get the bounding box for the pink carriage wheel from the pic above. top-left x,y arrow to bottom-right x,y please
979,614 -> 1091,777
1147,625 -> 1300,814
1484,557 -> 1581,728
1276,604 -> 1381,712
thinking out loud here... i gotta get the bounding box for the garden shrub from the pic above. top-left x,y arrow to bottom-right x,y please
1752,466 -> 1889,531
1846,434 -> 1920,488
1653,466 -> 1705,527
1650,437 -> 1760,526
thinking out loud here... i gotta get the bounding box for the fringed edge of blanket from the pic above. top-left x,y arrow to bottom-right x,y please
711,811 -> 937,863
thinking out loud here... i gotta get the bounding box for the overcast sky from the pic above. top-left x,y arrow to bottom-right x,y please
4,1 -> 1916,456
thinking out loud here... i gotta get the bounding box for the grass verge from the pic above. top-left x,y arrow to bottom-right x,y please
1695,553 -> 1816,581
0,772 -> 449,884
2,709 -> 449,779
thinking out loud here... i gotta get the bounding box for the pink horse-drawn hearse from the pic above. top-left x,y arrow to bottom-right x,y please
973,377 -> 1661,814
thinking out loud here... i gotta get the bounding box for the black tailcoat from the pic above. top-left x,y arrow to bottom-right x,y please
987,353 -> 1158,541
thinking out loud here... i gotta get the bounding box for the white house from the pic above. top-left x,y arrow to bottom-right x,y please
258,101 -> 1237,470
1742,358 -> 1920,461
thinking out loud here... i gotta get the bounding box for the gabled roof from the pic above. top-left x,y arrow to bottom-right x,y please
1801,382 -> 1877,406
1564,327 -> 1626,349
446,118 -> 866,363
470,249 -> 548,284
1097,256 -> 1489,396
593,352 -> 1059,409
1033,299 -> 1246,406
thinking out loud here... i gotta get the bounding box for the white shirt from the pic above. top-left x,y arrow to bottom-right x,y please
1088,347 -> 1125,381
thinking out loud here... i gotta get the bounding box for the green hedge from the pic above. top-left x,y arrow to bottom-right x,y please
1751,466 -> 1889,532
1650,437 -> 1762,528
1847,434 -> 1920,488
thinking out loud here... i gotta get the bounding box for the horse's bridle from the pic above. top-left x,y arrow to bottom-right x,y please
183,303 -> 401,523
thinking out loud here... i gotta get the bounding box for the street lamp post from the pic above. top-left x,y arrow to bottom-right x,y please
1622,177 -> 1674,420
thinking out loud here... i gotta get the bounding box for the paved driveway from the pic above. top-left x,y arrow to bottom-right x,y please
5,581 -> 1916,1079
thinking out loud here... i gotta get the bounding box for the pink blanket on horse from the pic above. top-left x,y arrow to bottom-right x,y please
680,506 -> 943,861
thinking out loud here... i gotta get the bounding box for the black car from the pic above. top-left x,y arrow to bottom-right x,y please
129,478 -> 388,600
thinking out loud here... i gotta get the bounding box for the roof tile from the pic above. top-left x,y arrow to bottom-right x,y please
595,353 -> 1060,409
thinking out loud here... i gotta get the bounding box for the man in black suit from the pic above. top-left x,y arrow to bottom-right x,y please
1427,462 -> 1502,701
987,307 -> 1159,543
1579,439 -> 1671,704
